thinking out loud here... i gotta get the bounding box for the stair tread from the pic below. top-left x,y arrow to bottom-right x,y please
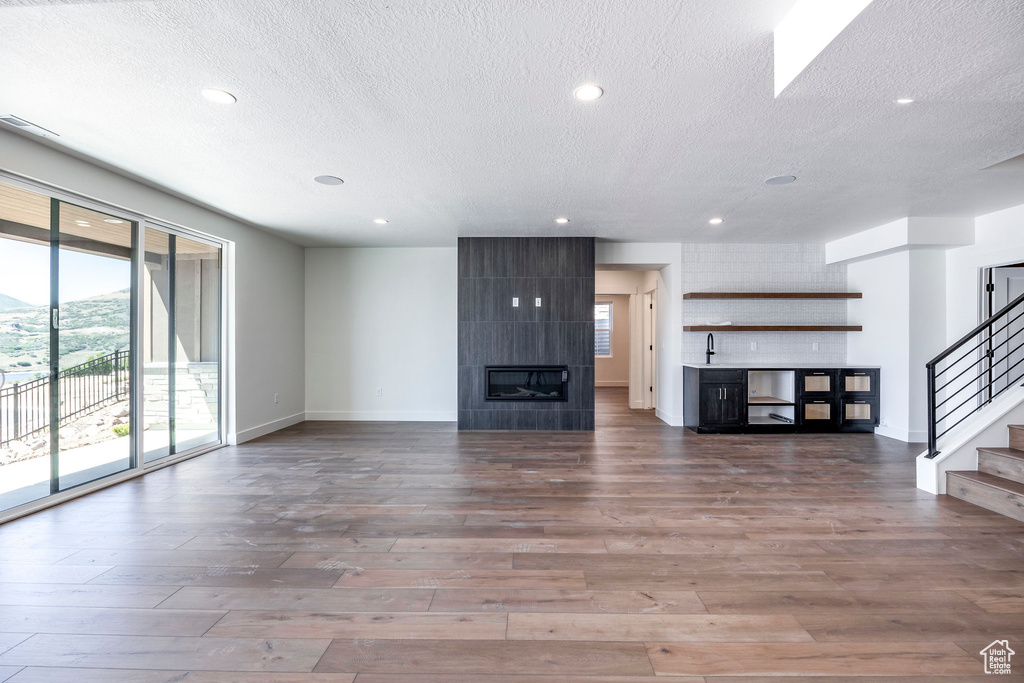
947,470 -> 1024,495
977,446 -> 1024,460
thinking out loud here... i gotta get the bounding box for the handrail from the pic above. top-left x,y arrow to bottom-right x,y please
925,289 -> 1024,458
929,291 -> 1024,367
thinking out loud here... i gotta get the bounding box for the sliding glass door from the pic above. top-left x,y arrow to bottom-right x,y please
143,230 -> 221,462
55,201 -> 134,490
0,176 -> 224,515
0,184 -> 135,508
0,183 -> 53,510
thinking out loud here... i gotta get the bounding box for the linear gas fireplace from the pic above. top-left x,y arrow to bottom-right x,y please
486,366 -> 568,401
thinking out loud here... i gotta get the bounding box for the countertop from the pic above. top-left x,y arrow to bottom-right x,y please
683,363 -> 880,369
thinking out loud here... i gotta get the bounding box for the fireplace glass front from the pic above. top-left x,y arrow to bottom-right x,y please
486,366 -> 568,401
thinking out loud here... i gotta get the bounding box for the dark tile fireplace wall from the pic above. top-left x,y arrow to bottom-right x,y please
458,237 -> 595,430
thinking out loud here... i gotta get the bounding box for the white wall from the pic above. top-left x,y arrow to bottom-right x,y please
0,128 -> 306,443
305,247 -> 457,421
847,249 -> 946,442
946,202 -> 1024,345
848,251 -> 911,440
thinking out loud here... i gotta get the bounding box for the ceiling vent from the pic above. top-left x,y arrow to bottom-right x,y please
0,114 -> 59,138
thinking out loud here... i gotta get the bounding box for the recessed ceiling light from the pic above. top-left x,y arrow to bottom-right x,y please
895,98 -> 915,104
765,175 -> 797,185
555,217 -> 570,224
709,218 -> 724,225
103,219 -> 124,224
573,84 -> 603,101
314,175 -> 344,185
373,218 -> 389,225
201,88 -> 237,104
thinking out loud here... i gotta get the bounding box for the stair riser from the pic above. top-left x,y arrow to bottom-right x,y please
1010,425 -> 1024,451
947,474 -> 1024,523
979,452 -> 1024,485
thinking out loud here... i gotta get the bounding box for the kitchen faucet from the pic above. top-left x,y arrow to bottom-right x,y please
706,333 -> 715,365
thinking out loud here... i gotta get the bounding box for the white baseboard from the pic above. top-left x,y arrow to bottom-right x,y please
306,410 -> 458,422
595,381 -> 629,387
232,412 -> 306,444
655,409 -> 682,426
874,425 -> 927,443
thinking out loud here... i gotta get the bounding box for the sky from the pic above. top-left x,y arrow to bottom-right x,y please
0,239 -> 130,305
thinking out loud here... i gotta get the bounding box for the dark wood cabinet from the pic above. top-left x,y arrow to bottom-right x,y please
685,365 -> 879,434
700,381 -> 746,427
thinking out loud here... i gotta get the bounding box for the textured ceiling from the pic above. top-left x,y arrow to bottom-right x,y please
0,0 -> 1023,247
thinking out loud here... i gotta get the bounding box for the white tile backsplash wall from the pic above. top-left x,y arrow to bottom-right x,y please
683,244 -> 848,365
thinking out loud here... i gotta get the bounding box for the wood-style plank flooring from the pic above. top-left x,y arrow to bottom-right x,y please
0,387 -> 1022,681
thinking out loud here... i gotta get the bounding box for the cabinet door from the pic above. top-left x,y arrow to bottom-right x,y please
701,383 -> 745,426
841,369 -> 879,397
799,370 -> 836,396
720,384 -> 746,425
799,398 -> 839,428
701,384 -> 726,425
840,397 -> 879,432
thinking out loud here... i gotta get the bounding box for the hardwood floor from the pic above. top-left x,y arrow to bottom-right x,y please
0,387 -> 1022,681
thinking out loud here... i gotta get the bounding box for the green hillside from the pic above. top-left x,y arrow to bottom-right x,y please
0,289 -> 130,373
0,293 -> 32,311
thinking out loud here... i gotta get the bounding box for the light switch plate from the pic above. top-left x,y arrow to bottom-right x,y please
512,297 -> 519,307
535,298 -> 542,307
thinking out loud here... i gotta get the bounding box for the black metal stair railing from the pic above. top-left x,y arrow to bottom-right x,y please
0,349 -> 129,447
926,291 -> 1024,458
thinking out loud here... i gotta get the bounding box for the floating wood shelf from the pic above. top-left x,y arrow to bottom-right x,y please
683,292 -> 862,299
684,325 -> 862,332
747,396 -> 794,405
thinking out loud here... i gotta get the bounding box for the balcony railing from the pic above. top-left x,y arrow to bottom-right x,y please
0,350 -> 129,447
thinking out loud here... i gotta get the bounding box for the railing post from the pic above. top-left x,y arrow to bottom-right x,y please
12,382 -> 20,442
926,362 -> 939,458
115,351 -> 121,400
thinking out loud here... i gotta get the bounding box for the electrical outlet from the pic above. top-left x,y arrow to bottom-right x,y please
812,342 -> 820,352
535,297 -> 542,307
880,418 -> 889,427
750,342 -> 757,351
273,393 -> 279,404
750,389 -> 758,396
376,387 -> 383,397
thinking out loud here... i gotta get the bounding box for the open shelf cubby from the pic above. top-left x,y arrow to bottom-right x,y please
747,370 -> 796,426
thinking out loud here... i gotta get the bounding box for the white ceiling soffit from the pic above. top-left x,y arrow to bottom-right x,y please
0,0 -> 1023,248
774,0 -> 876,97
778,0 -> 1024,102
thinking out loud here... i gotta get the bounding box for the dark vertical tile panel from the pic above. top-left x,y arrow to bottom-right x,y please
493,322 -> 514,364
458,321 -> 472,367
457,278 -> 471,323
536,410 -> 559,430
458,238 -> 472,279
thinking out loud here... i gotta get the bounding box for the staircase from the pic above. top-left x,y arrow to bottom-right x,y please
946,424 -> 1024,522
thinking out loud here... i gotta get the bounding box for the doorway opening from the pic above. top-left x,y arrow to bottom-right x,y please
594,268 -> 661,425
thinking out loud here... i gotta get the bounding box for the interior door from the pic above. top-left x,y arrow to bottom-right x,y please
989,267 -> 1024,396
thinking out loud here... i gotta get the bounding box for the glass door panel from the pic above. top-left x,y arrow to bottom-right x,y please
56,202 -> 133,490
143,228 -> 171,462
0,183 -> 53,511
173,236 -> 221,452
